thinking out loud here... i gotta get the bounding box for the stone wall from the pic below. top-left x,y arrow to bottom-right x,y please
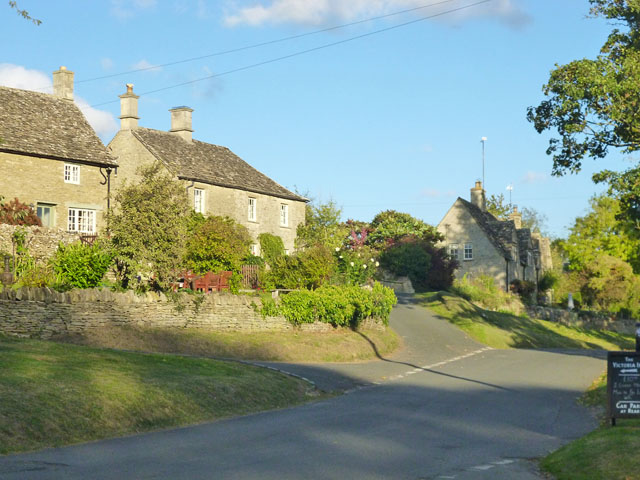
0,224 -> 79,262
526,305 -> 637,335
0,287 -> 384,339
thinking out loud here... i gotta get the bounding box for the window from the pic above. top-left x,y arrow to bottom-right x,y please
284,249 -> 290,256
36,203 -> 55,228
280,204 -> 289,227
68,208 -> 95,233
250,244 -> 259,256
194,188 -> 205,214
248,197 -> 256,221
448,243 -> 459,260
64,164 -> 80,184
464,243 -> 473,260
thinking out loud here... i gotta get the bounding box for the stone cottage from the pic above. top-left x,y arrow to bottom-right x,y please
437,181 -> 552,290
108,84 -> 307,254
0,67 -> 117,234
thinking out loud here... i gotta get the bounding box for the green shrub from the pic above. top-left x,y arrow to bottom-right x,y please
451,274 -> 517,311
334,246 -> 378,286
279,283 -> 397,328
51,242 -> 113,289
265,245 -> 337,290
258,233 -> 285,265
379,237 -> 431,291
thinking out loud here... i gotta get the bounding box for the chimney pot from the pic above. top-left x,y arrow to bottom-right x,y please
470,181 -> 485,211
170,106 -> 194,142
119,83 -> 140,130
52,66 -> 74,101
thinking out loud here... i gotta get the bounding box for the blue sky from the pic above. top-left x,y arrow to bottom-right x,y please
2,0 -> 633,238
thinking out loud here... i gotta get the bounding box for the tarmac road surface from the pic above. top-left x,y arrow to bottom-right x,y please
0,295 -> 606,479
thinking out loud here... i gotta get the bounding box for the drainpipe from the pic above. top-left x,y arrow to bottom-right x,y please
185,180 -> 195,197
100,167 -> 115,233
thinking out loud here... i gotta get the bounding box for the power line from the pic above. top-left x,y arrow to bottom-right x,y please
78,0 -> 461,85
91,0 -> 491,107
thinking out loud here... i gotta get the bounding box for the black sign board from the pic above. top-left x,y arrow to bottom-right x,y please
607,351 -> 640,425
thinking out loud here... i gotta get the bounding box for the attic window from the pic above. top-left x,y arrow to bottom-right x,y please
64,164 -> 80,184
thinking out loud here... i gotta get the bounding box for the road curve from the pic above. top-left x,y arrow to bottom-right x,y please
0,295 -> 606,479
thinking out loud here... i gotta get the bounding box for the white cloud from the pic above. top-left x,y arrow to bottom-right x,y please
131,59 -> 162,73
0,63 -> 118,140
223,0 -> 531,28
521,171 -> 548,184
419,188 -> 455,198
101,57 -> 115,71
110,0 -> 157,19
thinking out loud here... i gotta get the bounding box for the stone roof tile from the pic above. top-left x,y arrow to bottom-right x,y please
132,128 -> 306,202
0,86 -> 116,167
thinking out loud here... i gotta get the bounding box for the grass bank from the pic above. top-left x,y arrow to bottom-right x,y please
541,374 -> 640,480
53,325 -> 400,362
419,291 -> 633,350
0,334 -> 319,455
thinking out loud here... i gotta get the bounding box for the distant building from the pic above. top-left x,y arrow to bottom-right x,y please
108,84 -> 307,254
0,67 -> 117,233
437,181 -> 552,290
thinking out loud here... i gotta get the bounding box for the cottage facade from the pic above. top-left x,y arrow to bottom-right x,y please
437,182 -> 552,290
0,67 -> 117,234
108,85 -> 307,254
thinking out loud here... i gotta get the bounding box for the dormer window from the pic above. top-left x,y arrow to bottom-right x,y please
64,164 -> 80,184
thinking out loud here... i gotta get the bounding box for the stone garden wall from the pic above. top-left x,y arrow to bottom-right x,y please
0,224 -> 78,261
0,287 -> 384,339
526,305 -> 636,335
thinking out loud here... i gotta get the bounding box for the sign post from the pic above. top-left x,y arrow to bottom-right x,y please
607,351 -> 640,426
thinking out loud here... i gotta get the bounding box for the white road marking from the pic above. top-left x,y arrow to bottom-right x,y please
471,464 -> 494,471
492,459 -> 515,465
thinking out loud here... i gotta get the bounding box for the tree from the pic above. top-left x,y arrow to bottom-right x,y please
485,193 -> 511,219
0,197 -> 41,226
296,200 -> 349,250
562,195 -> 640,273
367,210 -> 441,247
258,233 -> 285,265
8,1 -> 41,25
108,163 -> 189,290
527,0 -> 640,176
520,207 -> 549,234
593,165 -> 640,230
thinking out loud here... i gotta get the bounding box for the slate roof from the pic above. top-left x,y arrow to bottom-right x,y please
516,229 -> 535,265
0,86 -> 116,167
131,128 -> 306,202
457,198 -> 514,259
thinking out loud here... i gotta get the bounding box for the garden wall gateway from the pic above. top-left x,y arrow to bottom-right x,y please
0,288 -> 360,339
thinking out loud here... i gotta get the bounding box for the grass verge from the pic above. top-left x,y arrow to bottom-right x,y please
541,374 -> 640,480
53,325 -> 400,362
0,334 -> 320,455
419,291 -> 633,350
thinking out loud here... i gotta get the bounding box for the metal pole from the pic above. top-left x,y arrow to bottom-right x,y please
481,137 -> 487,206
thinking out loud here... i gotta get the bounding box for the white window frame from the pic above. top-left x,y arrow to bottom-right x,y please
280,203 -> 289,227
64,164 -> 80,184
68,208 -> 96,233
448,243 -> 459,260
194,188 -> 205,214
36,203 -> 55,228
464,243 -> 473,261
248,197 -> 257,222
250,244 -> 259,256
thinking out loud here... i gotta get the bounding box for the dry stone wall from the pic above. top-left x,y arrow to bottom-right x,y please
0,224 -> 79,262
526,305 -> 636,335
0,288 -> 383,339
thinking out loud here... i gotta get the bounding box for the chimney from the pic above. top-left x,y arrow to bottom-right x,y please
119,83 -> 140,130
509,205 -> 522,229
52,66 -> 74,101
170,106 -> 193,142
470,181 -> 485,211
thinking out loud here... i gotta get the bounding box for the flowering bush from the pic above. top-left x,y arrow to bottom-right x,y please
334,245 -> 378,286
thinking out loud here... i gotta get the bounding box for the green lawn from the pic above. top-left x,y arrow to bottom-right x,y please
541,374 -> 640,480
53,324 -> 400,362
419,291 -> 633,350
0,334 -> 319,455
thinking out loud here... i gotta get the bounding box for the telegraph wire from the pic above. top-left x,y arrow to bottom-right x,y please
91,0 -> 491,107
77,0 -> 462,85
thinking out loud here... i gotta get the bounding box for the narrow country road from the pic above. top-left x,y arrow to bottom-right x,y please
0,295 -> 605,479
